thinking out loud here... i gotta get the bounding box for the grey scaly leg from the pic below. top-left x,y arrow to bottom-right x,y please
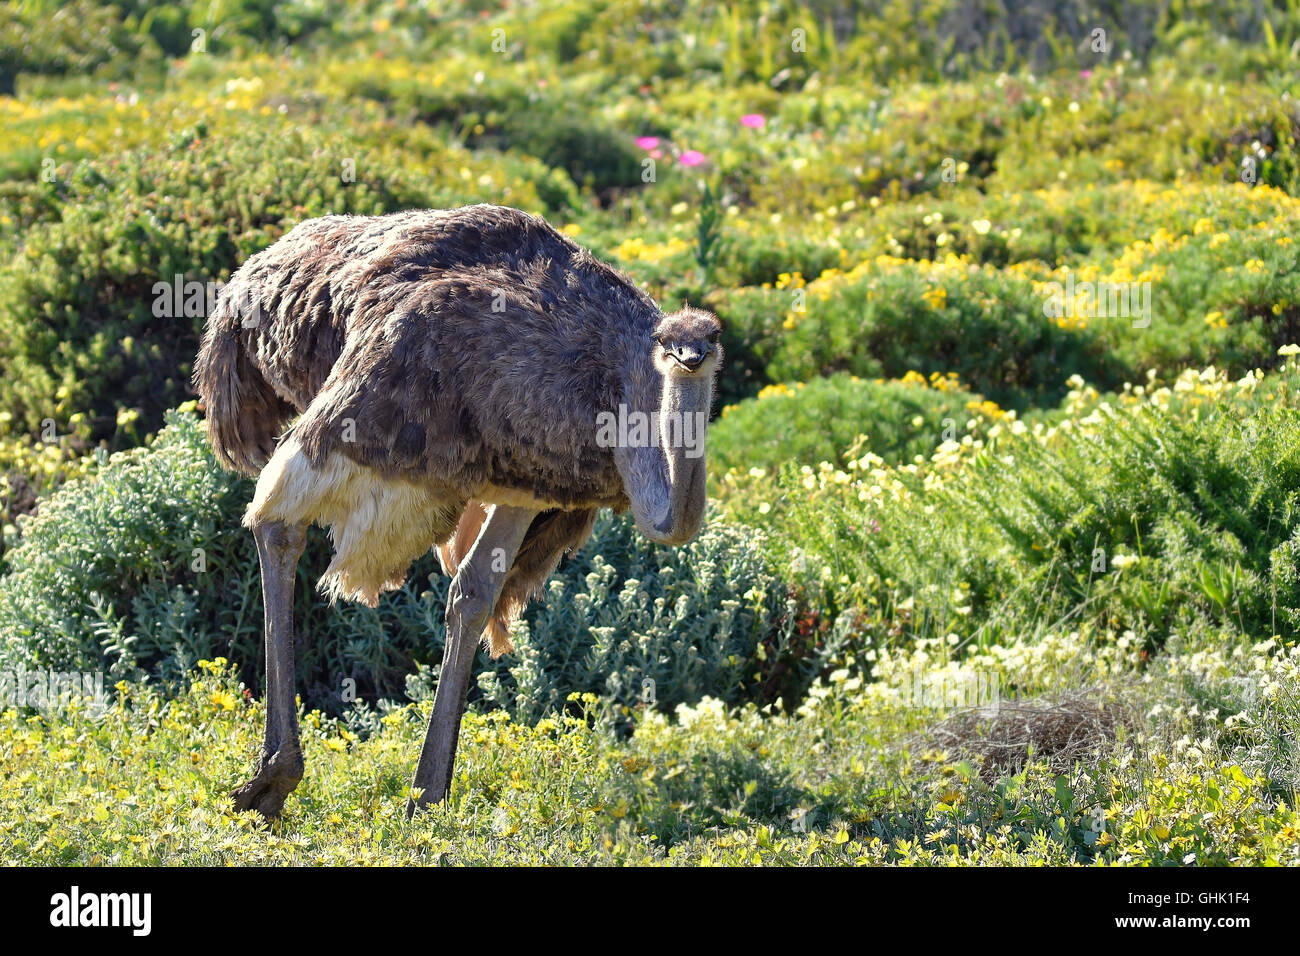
407,505 -> 537,817
232,519 -> 308,820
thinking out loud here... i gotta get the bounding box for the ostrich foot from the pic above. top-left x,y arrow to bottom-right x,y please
231,747 -> 304,820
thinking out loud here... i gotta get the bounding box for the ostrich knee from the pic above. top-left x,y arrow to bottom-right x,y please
447,573 -> 496,639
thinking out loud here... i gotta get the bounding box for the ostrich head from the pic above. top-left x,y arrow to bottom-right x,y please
651,307 -> 723,377
610,305 -> 722,548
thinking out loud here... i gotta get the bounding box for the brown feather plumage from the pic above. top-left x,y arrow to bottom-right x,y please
193,204 -> 711,652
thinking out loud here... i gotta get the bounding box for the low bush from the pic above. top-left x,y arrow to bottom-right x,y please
338,61 -> 644,196
476,510 -> 794,725
0,0 -> 150,94
0,409 -> 795,719
709,372 -> 984,476
0,122 -> 439,440
719,361 -> 1300,661
718,257 -> 1126,410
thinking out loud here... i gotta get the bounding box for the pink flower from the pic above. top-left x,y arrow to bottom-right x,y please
1080,69 -> 1092,78
635,136 -> 660,150
740,113 -> 766,128
678,150 -> 707,167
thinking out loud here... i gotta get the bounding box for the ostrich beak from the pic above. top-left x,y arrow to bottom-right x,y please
669,344 -> 709,371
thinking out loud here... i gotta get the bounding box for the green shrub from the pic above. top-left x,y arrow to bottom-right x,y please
1013,216 -> 1300,379
487,108 -> 643,195
721,363 -> 1300,659
841,180 -> 1300,271
718,260 -> 1126,410
986,73 -> 1300,195
0,410 -> 259,688
709,373 -> 984,476
0,0 -> 151,94
711,201 -> 1300,412
338,61 -> 644,195
474,510 -> 793,725
0,122 -> 440,441
0,409 -> 794,720
0,0 -> 341,89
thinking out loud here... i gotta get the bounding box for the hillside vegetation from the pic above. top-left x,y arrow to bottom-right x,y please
2,1 -> 1299,865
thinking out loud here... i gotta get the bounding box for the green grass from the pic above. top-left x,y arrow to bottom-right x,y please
3,643 -> 1296,865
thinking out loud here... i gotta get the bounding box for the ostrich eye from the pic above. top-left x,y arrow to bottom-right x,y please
708,330 -> 721,343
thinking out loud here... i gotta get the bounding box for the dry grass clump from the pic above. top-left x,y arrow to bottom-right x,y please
910,687 -> 1134,778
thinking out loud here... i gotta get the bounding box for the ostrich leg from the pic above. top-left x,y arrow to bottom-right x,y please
232,519 -> 308,820
407,504 -> 537,818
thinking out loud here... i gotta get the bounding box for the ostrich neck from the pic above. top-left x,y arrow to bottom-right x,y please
617,366 -> 712,546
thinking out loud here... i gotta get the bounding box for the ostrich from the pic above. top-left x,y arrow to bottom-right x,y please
193,204 -> 722,820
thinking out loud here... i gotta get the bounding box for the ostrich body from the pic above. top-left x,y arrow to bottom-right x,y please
194,204 -> 722,819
